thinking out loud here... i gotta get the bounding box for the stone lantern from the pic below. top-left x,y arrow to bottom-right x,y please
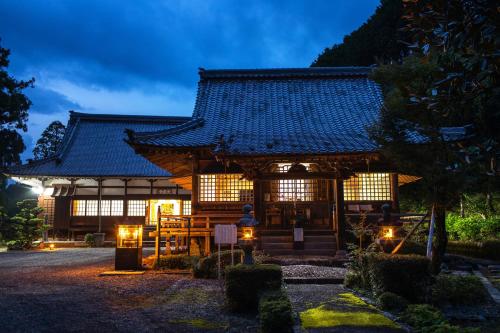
237,204 -> 259,265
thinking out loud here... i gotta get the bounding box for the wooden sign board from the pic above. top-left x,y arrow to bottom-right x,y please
214,224 -> 237,245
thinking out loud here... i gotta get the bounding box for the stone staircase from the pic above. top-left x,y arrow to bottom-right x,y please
260,229 -> 337,256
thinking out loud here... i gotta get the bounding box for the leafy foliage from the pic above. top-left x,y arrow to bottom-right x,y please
156,254 -> 199,270
0,42 -> 34,206
431,274 -> 488,306
399,304 -> 479,333
446,213 -> 500,241
312,0 -> 405,66
377,292 -> 408,313
193,249 -> 243,278
7,199 -> 44,249
259,289 -> 293,333
32,121 -> 66,160
446,240 -> 500,261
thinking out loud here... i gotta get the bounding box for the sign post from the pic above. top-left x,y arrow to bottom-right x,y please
214,224 -> 237,279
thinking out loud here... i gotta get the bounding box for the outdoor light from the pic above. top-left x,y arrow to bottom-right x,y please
115,224 -> 143,270
382,226 -> 394,239
49,243 -> 55,251
237,204 -> 259,265
242,227 -> 254,240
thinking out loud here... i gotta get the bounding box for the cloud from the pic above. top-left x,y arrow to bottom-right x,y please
0,0 -> 381,160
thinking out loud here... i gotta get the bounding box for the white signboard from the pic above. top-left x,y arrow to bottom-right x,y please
214,224 -> 237,245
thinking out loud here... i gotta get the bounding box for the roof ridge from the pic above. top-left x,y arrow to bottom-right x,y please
127,117 -> 205,141
198,66 -> 374,80
69,111 -> 191,123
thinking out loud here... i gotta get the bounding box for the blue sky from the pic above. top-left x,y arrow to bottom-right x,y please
0,0 -> 380,159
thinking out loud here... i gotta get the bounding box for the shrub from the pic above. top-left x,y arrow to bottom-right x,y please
84,233 -> 96,247
399,304 -> 480,333
7,200 -> 44,249
431,274 -> 489,306
446,213 -> 500,241
396,240 -> 426,256
399,304 -> 446,330
344,271 -> 363,289
156,254 -> 199,270
259,289 -> 293,333
377,292 -> 408,313
225,264 -> 282,312
366,253 -> 431,302
6,239 -> 24,250
193,250 -> 242,278
446,240 -> 500,261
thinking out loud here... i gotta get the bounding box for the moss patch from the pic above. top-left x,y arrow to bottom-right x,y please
167,287 -> 213,305
300,305 -> 400,329
299,292 -> 400,330
169,318 -> 227,330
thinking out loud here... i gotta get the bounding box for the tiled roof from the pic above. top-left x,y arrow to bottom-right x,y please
128,67 -> 383,155
8,112 -> 191,178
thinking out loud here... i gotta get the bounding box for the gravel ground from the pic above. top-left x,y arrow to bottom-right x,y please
0,248 -> 258,333
282,265 -> 346,279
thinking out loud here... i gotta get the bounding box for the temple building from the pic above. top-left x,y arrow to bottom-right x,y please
8,67 -> 420,255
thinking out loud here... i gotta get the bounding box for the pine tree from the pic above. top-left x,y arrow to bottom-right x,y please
33,121 -> 66,160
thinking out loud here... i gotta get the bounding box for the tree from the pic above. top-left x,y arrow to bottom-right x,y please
312,0 -> 406,67
0,41 -> 34,206
32,121 -> 66,160
370,0 -> 499,273
6,199 -> 44,249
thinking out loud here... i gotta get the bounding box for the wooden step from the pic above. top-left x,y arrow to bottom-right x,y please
262,242 -> 294,250
260,235 -> 293,243
304,242 -> 336,250
263,249 -> 337,256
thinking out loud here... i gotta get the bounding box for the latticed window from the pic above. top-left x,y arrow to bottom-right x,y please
99,200 -> 123,216
199,174 -> 253,202
182,200 -> 192,215
271,163 -> 327,201
72,200 -> 86,216
344,173 -> 392,201
128,200 -> 146,216
110,200 -> 123,216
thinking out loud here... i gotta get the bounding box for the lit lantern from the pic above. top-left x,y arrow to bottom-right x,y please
115,224 -> 143,270
382,227 -> 394,239
49,243 -> 55,251
242,227 -> 254,240
237,204 -> 259,265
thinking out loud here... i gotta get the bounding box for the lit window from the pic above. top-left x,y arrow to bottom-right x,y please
86,200 -> 99,216
271,163 -> 326,202
72,200 -> 86,216
100,200 -> 111,216
182,200 -> 191,215
344,173 -> 392,201
128,200 -> 146,216
110,200 -> 123,216
199,174 -> 253,202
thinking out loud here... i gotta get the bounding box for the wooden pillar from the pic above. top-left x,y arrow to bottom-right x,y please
97,178 -> 102,233
334,178 -> 346,252
191,154 -> 199,215
253,178 -> 264,224
391,173 -> 400,212
123,179 -> 128,217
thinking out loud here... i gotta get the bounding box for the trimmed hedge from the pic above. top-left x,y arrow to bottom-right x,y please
155,254 -> 199,270
431,274 -> 489,306
447,240 -> 500,261
259,290 -> 293,333
378,292 -> 408,313
225,264 -> 282,312
193,250 -> 243,278
366,253 -> 431,302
